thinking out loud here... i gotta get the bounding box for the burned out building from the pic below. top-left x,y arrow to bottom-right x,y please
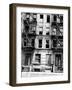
21,12 -> 63,73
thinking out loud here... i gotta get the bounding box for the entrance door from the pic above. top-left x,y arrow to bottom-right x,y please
55,54 -> 63,71
24,54 -> 31,66
46,54 -> 51,66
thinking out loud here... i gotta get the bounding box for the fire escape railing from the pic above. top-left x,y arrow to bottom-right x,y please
51,21 -> 63,48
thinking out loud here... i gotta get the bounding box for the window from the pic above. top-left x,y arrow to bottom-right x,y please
54,15 -> 57,21
31,39 -> 35,47
47,15 -> 50,23
52,28 -> 56,35
32,26 -> 36,31
33,14 -> 37,23
39,39 -> 42,48
26,13 -> 30,19
39,31 -> 43,35
53,39 -> 57,47
60,15 -> 63,26
46,32 -> 49,35
24,41 -> 26,46
60,15 -> 63,22
24,39 -> 27,46
33,14 -> 37,18
40,14 -> 43,19
46,40 -> 49,48
35,54 -> 41,63
39,27 -> 43,31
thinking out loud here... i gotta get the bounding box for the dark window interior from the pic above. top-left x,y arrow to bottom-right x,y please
46,32 -> 49,35
54,15 -> 57,21
34,69 -> 40,72
39,31 -> 43,35
39,39 -> 42,48
47,15 -> 50,23
31,39 -> 34,47
53,39 -> 57,47
24,39 -> 27,46
40,14 -> 43,19
46,40 -> 49,48
24,41 -> 26,46
60,16 -> 63,22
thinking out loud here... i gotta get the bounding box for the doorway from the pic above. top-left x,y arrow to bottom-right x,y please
55,54 -> 63,72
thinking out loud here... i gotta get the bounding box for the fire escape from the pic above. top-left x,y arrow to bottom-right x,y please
51,15 -> 63,72
21,14 -> 37,72
51,17 -> 63,52
22,14 -> 37,52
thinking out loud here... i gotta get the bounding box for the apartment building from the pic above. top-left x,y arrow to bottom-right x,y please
21,12 -> 63,73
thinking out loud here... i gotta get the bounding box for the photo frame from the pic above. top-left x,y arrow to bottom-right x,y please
9,3 -> 70,86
